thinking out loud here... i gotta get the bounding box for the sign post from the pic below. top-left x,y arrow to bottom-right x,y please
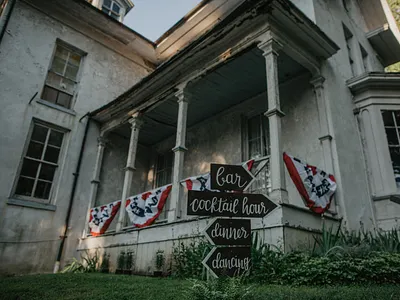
187,162 -> 278,278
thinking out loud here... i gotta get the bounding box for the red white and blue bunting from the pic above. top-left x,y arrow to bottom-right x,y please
283,153 -> 337,214
88,200 -> 121,236
125,184 -> 172,228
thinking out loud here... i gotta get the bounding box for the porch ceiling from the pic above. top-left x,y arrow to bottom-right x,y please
119,47 -> 305,146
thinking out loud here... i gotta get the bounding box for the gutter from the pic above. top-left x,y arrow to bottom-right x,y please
0,0 -> 16,45
53,113 -> 91,273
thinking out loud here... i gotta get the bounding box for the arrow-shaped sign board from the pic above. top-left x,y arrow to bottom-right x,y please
204,218 -> 251,246
202,246 -> 251,278
187,190 -> 278,218
210,163 -> 255,191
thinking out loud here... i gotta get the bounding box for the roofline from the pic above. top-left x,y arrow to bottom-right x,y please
155,0 -> 212,45
90,0 -> 340,119
73,0 -> 156,47
347,72 -> 400,92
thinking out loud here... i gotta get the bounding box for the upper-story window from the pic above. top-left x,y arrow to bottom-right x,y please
102,0 -> 122,21
42,41 -> 85,110
343,24 -> 355,77
382,110 -> 400,188
360,44 -> 369,73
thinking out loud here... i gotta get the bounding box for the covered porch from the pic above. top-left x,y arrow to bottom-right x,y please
77,0 -> 341,273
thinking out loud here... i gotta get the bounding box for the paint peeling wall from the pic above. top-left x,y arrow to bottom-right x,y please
0,1 -> 149,275
311,0 -> 384,230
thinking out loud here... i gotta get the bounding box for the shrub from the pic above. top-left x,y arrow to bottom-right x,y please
155,250 -> 165,271
61,250 -> 99,273
172,239 -> 212,279
117,251 -> 126,270
125,250 -> 135,271
185,277 -> 254,300
100,252 -> 110,273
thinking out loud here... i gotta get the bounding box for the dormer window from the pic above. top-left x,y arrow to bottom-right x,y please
102,0 -> 121,21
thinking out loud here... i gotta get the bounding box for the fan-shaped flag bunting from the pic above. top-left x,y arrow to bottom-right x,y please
88,200 -> 121,236
283,153 -> 337,214
126,184 -> 172,228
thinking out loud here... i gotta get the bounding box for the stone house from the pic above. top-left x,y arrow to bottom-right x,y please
0,0 -> 399,275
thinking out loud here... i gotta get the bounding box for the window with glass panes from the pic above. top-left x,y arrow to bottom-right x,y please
14,123 -> 64,201
41,42 -> 83,109
246,114 -> 271,195
343,24 -> 355,76
382,110 -> 400,188
247,114 -> 270,159
155,152 -> 173,188
102,0 -> 121,20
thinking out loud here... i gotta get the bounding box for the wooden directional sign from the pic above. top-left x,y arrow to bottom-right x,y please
204,218 -> 251,246
202,246 -> 251,278
187,190 -> 277,218
210,163 -> 255,191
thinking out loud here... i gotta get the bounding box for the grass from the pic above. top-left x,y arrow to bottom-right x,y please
0,273 -> 399,300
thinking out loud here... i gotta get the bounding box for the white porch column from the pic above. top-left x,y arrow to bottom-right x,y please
258,38 -> 288,203
82,135 -> 107,237
116,115 -> 143,232
168,87 -> 190,222
311,76 -> 334,174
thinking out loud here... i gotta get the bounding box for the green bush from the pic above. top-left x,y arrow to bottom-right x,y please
253,227 -> 400,286
61,250 -> 99,273
185,277 -> 254,300
172,239 -> 212,279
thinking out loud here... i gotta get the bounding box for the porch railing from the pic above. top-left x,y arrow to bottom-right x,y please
247,155 -> 271,195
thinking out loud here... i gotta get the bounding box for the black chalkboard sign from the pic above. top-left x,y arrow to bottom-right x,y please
204,218 -> 251,246
202,246 -> 251,278
210,163 -> 254,191
187,190 -> 277,218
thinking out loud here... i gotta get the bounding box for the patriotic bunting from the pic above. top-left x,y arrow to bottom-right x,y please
182,173 -> 216,192
88,200 -> 121,236
283,153 -> 337,214
126,184 -> 172,228
182,159 -> 255,192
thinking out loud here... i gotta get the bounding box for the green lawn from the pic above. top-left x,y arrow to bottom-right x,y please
0,273 -> 399,300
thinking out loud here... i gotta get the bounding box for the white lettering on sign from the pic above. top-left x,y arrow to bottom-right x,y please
242,197 -> 269,215
211,253 -> 250,271
210,223 -> 249,241
190,197 -> 239,214
216,167 -> 248,188
190,195 -> 272,217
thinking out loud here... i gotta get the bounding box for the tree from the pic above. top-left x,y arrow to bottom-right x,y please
386,0 -> 400,72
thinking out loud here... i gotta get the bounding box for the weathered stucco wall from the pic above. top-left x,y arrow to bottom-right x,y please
0,1 -> 149,275
311,0 -> 385,229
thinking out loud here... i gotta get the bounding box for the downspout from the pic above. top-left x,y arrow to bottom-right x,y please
0,0 -> 16,45
53,113 -> 91,273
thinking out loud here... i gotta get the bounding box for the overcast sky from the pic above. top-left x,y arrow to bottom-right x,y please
123,0 -> 202,42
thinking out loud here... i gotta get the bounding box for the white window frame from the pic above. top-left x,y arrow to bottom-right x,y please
356,102 -> 400,199
101,0 -> 122,21
153,151 -> 174,221
11,120 -> 67,204
41,40 -> 85,110
242,113 -> 271,195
